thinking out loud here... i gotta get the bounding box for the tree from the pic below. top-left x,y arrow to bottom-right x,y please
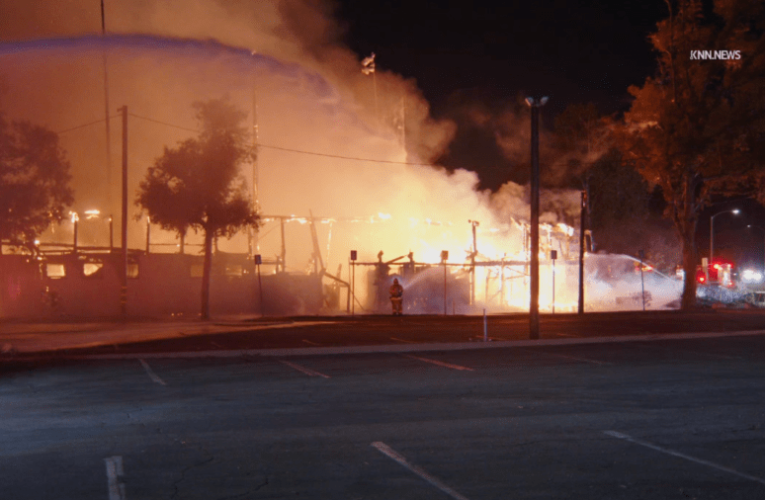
587,149 -> 653,231
0,114 -> 74,252
137,98 -> 258,319
617,0 -> 765,309
551,102 -> 611,188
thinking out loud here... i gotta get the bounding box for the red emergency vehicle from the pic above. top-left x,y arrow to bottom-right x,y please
696,258 -> 735,287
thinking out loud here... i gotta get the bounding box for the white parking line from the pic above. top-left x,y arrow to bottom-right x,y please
138,359 -> 166,386
104,456 -> 126,500
604,431 -> 765,486
391,337 -> 416,343
470,336 -> 509,342
278,359 -> 331,379
531,350 -> 610,366
372,441 -> 471,500
403,354 -> 474,371
302,339 -> 322,346
634,343 -> 742,360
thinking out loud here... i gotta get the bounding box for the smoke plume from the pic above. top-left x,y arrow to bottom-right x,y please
0,0 -> 681,311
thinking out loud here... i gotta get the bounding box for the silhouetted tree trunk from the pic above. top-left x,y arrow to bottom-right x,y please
678,175 -> 699,310
0,114 -> 74,245
136,97 -> 259,320
617,0 -> 765,310
201,228 -> 214,320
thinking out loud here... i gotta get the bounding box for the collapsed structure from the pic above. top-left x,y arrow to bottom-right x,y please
1,215 -> 600,319
0,35 -> 684,319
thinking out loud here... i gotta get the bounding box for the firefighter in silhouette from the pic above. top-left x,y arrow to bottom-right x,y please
389,278 -> 404,316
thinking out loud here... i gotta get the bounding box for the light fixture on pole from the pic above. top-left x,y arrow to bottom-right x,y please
709,209 -> 740,282
524,96 -> 548,340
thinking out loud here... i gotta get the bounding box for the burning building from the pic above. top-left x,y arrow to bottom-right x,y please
0,9 -> 682,318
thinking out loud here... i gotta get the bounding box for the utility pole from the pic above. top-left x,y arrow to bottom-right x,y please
525,96 -> 548,340
255,254 -> 263,316
469,220 -> 479,306
350,250 -> 357,316
551,250 -> 557,313
119,105 -> 128,316
639,250 -> 646,311
578,189 -> 586,314
250,51 -> 261,258
100,0 -> 113,199
72,212 -> 79,253
441,250 -> 449,316
280,217 -> 286,272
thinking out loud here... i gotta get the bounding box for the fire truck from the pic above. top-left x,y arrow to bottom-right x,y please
696,258 -> 735,287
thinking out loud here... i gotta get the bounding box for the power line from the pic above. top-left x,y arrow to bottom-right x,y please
124,112 -> 623,170
254,143 -> 438,167
57,117 -> 110,135
125,113 -> 436,166
128,113 -> 198,133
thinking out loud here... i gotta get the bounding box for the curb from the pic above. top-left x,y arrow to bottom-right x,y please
30,329 -> 765,361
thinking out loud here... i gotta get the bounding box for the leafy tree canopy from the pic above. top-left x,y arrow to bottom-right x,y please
136,97 -> 258,319
617,0 -> 765,309
136,97 -> 257,239
0,113 -> 74,247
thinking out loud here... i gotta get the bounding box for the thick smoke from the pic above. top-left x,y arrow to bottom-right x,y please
0,0 -> 454,162
0,0 -> 681,311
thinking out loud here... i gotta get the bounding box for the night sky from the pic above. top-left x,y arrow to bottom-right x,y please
337,0 -> 669,191
339,0 -> 667,116
338,0 -> 765,267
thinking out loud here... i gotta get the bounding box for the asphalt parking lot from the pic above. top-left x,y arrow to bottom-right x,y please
2,317 -> 765,499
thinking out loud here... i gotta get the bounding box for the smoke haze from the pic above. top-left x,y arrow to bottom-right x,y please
0,0 -> 681,311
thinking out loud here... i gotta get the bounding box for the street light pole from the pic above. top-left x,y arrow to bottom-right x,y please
525,96 -> 548,340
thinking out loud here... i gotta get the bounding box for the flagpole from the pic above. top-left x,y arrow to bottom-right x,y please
361,53 -> 379,126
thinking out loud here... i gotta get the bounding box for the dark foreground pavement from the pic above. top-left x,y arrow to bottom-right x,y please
3,309 -> 765,358
2,330 -> 765,499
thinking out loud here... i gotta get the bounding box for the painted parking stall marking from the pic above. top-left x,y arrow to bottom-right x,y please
104,456 -> 126,500
403,354 -> 474,371
528,350 -> 611,366
371,441 -> 471,500
390,337 -> 416,343
604,430 -> 765,486
634,343 -> 742,360
278,359 -> 331,379
138,359 -> 166,386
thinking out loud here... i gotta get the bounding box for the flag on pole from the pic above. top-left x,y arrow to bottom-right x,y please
361,53 -> 376,75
